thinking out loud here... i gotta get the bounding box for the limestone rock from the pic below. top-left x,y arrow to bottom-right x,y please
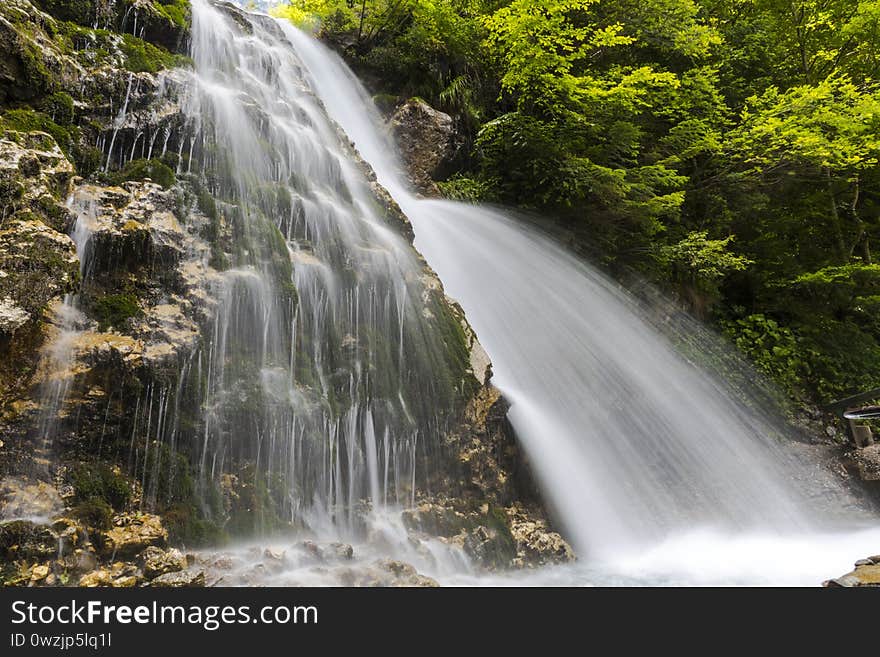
339,559 -> 438,587
0,477 -> 63,519
0,130 -> 78,334
138,545 -> 187,579
29,563 -> 49,582
824,561 -> 880,587
298,540 -> 355,563
99,513 -> 167,558
150,568 -> 206,587
509,517 -> 576,567
0,519 -> 57,560
388,98 -> 461,196
78,569 -> 113,587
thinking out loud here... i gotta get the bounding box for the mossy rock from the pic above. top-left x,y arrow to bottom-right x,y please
115,0 -> 190,53
90,293 -> 142,331
106,157 -> 176,189
0,519 -> 57,560
70,497 -> 113,530
69,462 -> 132,510
33,0 -> 95,26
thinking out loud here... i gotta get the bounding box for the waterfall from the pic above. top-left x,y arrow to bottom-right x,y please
181,0 -> 472,533
277,17 -> 880,576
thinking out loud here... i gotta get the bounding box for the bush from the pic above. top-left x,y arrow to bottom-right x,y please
723,314 -> 805,393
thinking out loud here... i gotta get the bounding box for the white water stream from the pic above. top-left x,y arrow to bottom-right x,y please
275,16 -> 880,585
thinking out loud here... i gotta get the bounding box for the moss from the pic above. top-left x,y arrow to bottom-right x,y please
70,497 -> 113,530
120,33 -> 188,73
132,441 -> 225,546
108,158 -> 176,189
69,463 -> 132,510
163,503 -> 225,546
0,109 -> 76,157
91,293 -> 141,331
33,0 -> 93,26
153,0 -> 190,30
37,91 -> 75,126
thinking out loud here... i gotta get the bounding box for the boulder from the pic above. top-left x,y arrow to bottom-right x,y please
99,513 -> 167,558
137,545 -> 187,579
150,568 -> 206,587
824,562 -> 880,587
509,518 -> 576,567
388,98 -> 461,196
0,519 -> 57,560
339,559 -> 438,587
0,477 -> 63,519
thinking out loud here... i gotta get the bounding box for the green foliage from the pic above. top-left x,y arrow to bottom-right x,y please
661,231 -> 752,293
723,314 -> 805,392
437,174 -> 492,201
731,77 -> 880,175
91,293 -> 142,331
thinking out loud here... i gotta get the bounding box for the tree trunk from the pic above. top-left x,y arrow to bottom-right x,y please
826,167 -> 847,262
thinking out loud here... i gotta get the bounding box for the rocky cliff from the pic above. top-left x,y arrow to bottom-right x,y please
0,0 -> 571,587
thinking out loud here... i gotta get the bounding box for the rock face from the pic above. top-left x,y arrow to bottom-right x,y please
0,0 -> 574,587
388,98 -> 462,196
824,555 -> 880,587
99,513 -> 167,557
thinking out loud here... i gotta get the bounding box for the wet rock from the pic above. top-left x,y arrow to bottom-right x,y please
850,444 -> 880,481
824,561 -> 880,587
29,563 -> 49,582
339,559 -> 438,587
0,519 -> 57,560
78,570 -> 112,587
73,548 -> 98,574
150,568 -> 206,588
99,513 -> 167,558
463,522 -> 517,571
78,566 -> 141,588
137,545 -> 187,579
509,517 -> 576,567
401,503 -> 469,538
388,98 -> 461,196
115,0 -> 190,53
0,477 -> 63,519
297,540 -> 355,563
50,517 -> 88,555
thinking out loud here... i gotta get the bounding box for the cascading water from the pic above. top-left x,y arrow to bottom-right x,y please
277,18 -> 880,584
181,0 -> 473,534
